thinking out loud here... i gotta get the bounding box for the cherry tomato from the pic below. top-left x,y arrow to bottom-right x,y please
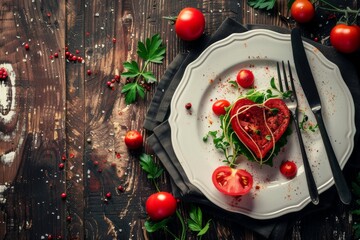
124,130 -> 143,149
236,69 -> 254,88
290,0 -> 315,24
280,161 -> 297,179
212,99 -> 230,116
175,8 -> 205,41
330,24 -> 360,53
212,166 -> 253,196
145,192 -> 177,221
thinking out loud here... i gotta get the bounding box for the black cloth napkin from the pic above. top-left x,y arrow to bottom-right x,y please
144,17 -> 360,239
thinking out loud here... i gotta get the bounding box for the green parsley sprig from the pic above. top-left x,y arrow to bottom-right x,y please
121,34 -> 166,104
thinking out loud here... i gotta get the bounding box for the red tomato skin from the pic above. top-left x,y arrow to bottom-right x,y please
145,192 -> 177,221
290,0 -> 315,23
330,24 -> 360,53
175,8 -> 205,41
212,99 -> 230,116
280,161 -> 298,179
212,166 -> 253,196
236,69 -> 254,88
124,130 -> 143,149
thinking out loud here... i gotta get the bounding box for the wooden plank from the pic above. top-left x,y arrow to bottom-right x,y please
0,0 -> 66,238
64,0 -> 86,239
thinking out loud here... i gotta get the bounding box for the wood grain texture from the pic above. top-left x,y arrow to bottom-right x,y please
0,0 -> 358,239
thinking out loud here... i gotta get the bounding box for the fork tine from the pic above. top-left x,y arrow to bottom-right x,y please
282,61 -> 290,92
276,62 -> 283,92
287,60 -> 297,100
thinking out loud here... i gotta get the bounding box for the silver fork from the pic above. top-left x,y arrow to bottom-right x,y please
277,60 -> 319,205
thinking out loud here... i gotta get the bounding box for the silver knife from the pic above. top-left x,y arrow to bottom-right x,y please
291,27 -> 352,205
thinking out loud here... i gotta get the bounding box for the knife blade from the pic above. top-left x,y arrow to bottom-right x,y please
291,27 -> 352,205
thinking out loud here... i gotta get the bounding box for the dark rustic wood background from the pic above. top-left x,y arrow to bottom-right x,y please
1,0 -> 359,239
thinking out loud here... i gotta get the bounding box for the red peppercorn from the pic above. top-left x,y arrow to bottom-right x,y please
61,154 -> 67,161
58,163 -> 64,169
117,185 -> 125,192
93,160 -> 99,166
66,216 -> 72,222
87,69 -> 92,75
75,49 -> 80,54
61,193 -> 67,199
0,67 -> 8,80
185,103 -> 192,109
24,43 -> 30,50
71,55 -> 77,62
48,235 -> 53,240
105,192 -> 112,198
112,38 -> 116,43
54,52 -> 59,58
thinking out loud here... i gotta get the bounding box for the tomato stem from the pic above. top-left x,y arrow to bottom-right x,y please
163,227 -> 180,240
316,0 -> 360,25
176,210 -> 187,240
152,179 -> 160,192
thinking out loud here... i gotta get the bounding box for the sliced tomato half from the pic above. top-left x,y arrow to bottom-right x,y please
212,166 -> 253,196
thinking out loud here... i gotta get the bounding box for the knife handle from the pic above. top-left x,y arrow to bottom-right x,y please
314,110 -> 352,204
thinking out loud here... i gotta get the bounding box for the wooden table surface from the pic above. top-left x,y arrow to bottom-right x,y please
1,0 -> 359,239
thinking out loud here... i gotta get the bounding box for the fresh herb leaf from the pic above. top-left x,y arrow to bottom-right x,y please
247,0 -> 276,10
121,34 -> 166,104
122,61 -> 141,78
139,153 -> 164,179
121,82 -> 145,105
188,205 -> 211,237
137,34 -> 166,64
144,218 -> 170,233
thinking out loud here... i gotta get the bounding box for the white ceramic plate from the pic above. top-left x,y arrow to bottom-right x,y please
168,29 -> 356,219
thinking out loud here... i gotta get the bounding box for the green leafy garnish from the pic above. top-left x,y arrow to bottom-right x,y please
139,153 -> 164,180
188,205 -> 211,239
299,113 -> 319,132
121,34 -> 166,104
247,0 -> 276,10
144,218 -> 171,233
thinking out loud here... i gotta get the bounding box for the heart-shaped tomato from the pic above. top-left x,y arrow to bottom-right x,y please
230,98 -> 290,160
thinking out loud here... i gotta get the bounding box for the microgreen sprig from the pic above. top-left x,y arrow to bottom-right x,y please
121,34 -> 166,104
